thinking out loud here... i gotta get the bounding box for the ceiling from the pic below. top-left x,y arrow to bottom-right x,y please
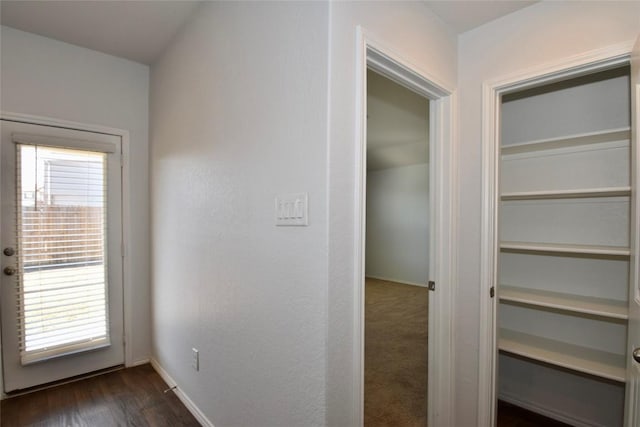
1,1 -> 539,169
0,1 -> 202,65
0,1 -> 539,66
424,1 -> 538,33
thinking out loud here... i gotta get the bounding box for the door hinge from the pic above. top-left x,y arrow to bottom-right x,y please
428,281 -> 436,291
490,286 -> 495,298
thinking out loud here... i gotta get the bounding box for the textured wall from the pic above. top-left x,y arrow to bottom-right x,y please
150,3 -> 329,426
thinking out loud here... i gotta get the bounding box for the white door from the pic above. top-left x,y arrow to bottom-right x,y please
626,36 -> 640,427
0,120 -> 124,392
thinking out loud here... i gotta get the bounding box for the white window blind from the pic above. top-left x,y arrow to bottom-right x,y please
16,144 -> 110,365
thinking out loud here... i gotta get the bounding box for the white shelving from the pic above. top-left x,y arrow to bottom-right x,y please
499,329 -> 626,383
499,241 -> 630,256
499,285 -> 628,320
501,186 -> 631,201
501,127 -> 630,155
497,67 -> 632,424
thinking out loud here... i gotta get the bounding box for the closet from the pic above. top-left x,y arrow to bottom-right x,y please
497,66 -> 632,426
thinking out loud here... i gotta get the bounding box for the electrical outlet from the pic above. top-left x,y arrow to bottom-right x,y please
192,348 -> 199,371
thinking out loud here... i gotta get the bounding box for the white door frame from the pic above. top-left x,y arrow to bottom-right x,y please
354,27 -> 457,427
0,111 -> 134,397
478,41 -> 635,426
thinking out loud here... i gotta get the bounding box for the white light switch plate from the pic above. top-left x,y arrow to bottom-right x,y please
275,193 -> 308,226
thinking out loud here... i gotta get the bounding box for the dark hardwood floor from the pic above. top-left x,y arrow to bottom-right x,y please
1,364 -> 200,427
498,400 -> 572,427
0,362 -> 573,427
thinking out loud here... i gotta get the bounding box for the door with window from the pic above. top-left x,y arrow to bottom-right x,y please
1,120 -> 124,392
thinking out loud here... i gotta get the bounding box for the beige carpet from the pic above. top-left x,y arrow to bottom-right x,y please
364,278 -> 428,427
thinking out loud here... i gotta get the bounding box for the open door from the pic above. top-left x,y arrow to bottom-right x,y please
626,35 -> 640,427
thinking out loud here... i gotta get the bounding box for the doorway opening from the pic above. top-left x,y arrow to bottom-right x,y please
364,68 -> 430,426
478,44 -> 639,427
354,35 -> 456,426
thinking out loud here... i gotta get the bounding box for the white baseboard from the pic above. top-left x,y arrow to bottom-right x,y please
150,358 -> 214,427
365,275 -> 427,287
499,392 -> 604,427
128,358 -> 150,367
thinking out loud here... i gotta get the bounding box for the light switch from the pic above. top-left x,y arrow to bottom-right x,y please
276,193 -> 308,226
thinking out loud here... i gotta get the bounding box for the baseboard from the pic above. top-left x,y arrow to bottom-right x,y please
128,358 -> 150,367
365,275 -> 427,287
150,358 -> 215,427
499,392 -> 605,427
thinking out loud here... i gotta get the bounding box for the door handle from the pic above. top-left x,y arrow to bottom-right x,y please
3,247 -> 14,256
3,266 -> 15,276
634,348 -> 640,364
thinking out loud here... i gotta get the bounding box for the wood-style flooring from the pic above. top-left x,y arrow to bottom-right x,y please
1,364 -> 200,427
0,340 -> 572,427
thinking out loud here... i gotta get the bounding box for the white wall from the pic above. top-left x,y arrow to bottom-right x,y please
457,2 -> 640,425
0,26 -> 151,373
366,163 -> 429,286
327,2 -> 457,425
149,2 -> 329,426
501,70 -> 630,145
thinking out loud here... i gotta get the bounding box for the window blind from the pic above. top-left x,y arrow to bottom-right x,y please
16,144 -> 110,365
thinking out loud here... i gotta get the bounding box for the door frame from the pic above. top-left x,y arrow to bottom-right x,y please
478,40 -> 636,426
354,27 -> 457,427
0,111 -> 133,397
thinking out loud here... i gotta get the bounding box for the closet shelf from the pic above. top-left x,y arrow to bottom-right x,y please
499,329 -> 626,382
500,241 -> 630,256
501,127 -> 631,155
499,285 -> 628,320
500,187 -> 631,201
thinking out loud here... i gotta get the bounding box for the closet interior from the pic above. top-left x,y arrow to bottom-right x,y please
497,65 -> 632,426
